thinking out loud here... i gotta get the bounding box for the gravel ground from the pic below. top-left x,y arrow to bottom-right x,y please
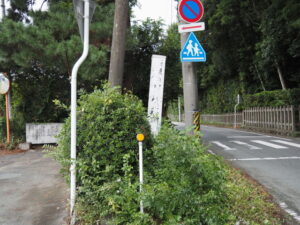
0,149 -> 68,225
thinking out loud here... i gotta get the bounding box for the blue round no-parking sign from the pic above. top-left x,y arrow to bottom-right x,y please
178,0 -> 204,23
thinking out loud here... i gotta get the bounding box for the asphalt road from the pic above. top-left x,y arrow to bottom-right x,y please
199,125 -> 300,224
0,150 -> 68,225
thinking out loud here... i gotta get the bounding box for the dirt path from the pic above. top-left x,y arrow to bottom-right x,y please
0,150 -> 68,225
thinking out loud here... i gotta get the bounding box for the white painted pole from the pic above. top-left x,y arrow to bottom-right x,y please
70,1 -> 90,224
138,141 -> 144,213
234,95 -> 240,129
234,104 -> 238,129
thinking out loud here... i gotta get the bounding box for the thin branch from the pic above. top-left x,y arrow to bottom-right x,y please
39,0 -> 47,11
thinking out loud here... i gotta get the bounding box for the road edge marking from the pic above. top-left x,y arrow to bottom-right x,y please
228,156 -> 300,161
279,202 -> 300,222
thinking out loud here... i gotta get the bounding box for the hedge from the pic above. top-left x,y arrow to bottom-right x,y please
243,88 -> 300,108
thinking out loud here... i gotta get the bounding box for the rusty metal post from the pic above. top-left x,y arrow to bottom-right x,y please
5,93 -> 10,144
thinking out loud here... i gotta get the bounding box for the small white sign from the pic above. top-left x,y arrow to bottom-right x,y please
26,123 -> 63,144
147,55 -> 166,135
178,22 -> 205,33
237,94 -> 241,104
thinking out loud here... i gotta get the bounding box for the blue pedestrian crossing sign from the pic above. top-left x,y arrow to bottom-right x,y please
180,32 -> 206,62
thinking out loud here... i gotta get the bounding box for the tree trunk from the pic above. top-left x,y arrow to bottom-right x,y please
1,0 -> 5,19
254,64 -> 266,91
275,60 -> 287,90
108,0 -> 129,89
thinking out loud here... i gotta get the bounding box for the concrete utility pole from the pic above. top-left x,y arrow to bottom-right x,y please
180,32 -> 199,129
108,0 -> 129,88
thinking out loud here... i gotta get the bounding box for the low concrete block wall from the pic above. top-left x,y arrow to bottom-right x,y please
26,123 -> 63,144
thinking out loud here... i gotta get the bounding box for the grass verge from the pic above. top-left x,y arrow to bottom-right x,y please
224,161 -> 293,225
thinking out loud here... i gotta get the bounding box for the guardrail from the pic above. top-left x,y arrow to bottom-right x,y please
201,106 -> 300,135
243,106 -> 297,135
201,113 -> 243,126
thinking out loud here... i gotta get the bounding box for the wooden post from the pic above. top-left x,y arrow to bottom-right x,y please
268,107 -> 270,132
5,93 -> 10,144
279,106 -> 282,133
271,107 -> 274,131
291,105 -> 295,132
288,106 -> 291,131
284,106 -> 287,132
242,110 -> 244,127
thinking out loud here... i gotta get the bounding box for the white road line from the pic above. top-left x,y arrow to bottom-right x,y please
228,136 -> 268,139
230,141 -> 262,150
207,150 -> 216,155
279,202 -> 300,222
227,135 -> 292,141
272,140 -> 300,148
212,141 -> 236,151
251,140 -> 288,149
203,125 -> 292,141
264,136 -> 291,141
228,156 -> 300,161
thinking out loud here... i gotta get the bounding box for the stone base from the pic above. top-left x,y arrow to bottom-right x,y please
18,142 -> 31,151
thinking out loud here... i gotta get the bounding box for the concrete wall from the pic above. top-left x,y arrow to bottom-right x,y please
26,123 -> 63,144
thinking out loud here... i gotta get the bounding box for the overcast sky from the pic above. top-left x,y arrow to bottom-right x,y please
0,0 -> 47,18
1,0 -> 178,26
132,0 -> 178,26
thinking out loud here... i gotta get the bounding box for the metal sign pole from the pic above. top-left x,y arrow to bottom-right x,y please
70,1 -> 90,224
0,73 -> 10,143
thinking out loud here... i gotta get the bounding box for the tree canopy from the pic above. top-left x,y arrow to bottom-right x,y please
0,0 -> 299,139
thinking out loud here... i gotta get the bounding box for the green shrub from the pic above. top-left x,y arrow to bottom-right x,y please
0,117 -> 5,141
243,88 -> 300,108
142,125 -> 230,224
0,89 -> 27,141
51,85 -> 285,224
76,123 -> 231,224
200,79 -> 240,114
52,84 -> 154,223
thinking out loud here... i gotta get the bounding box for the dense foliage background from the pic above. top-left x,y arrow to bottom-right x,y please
197,0 -> 300,113
52,85 -> 230,224
0,0 -> 299,139
0,1 -> 295,223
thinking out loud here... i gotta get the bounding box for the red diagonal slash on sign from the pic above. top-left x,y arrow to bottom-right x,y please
183,2 -> 199,17
183,2 -> 198,17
